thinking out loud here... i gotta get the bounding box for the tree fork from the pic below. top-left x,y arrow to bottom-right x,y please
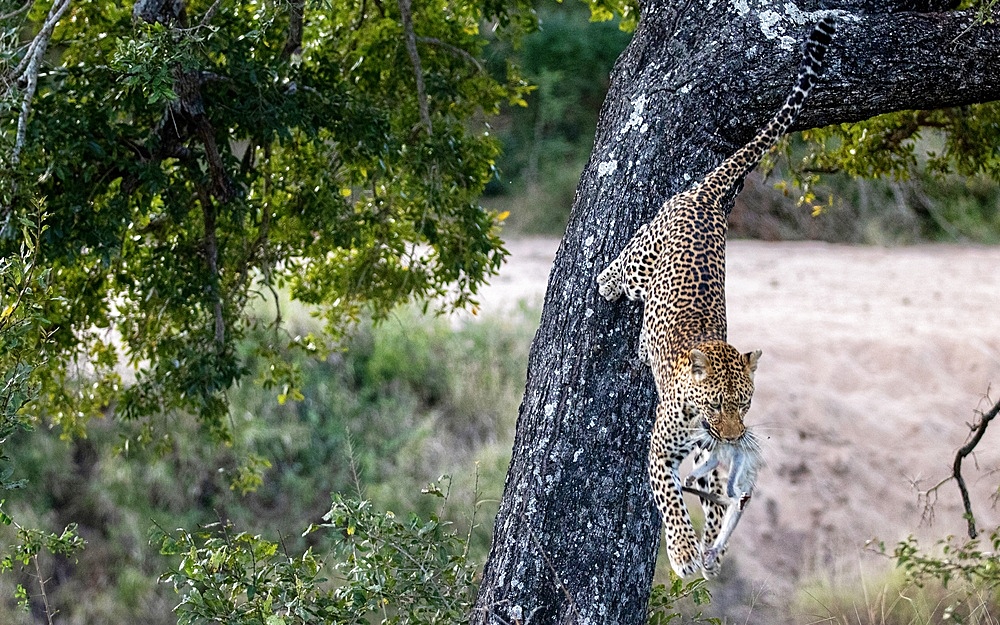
473,2 -> 1000,623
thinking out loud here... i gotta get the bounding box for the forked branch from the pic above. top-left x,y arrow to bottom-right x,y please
953,394 -> 1000,539
919,391 -> 1000,538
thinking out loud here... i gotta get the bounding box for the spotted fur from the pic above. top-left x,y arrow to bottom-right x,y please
598,18 -> 834,578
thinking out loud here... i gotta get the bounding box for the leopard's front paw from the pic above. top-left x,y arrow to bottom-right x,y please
596,267 -> 623,302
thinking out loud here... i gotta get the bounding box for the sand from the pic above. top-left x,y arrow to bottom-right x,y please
481,237 -> 1000,619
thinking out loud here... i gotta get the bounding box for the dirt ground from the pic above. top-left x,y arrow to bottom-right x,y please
480,237 -> 1000,621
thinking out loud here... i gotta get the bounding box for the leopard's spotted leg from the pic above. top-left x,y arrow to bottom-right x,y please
597,223 -> 655,302
598,224 -> 642,301
649,402 -> 702,578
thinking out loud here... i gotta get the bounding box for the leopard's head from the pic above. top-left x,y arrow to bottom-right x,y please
684,341 -> 761,443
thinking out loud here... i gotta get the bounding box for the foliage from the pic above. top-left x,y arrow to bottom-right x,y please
823,529 -> 1000,623
0,206 -> 85,624
646,576 -> 720,625
485,2 -> 631,233
0,0 -> 541,441
159,493 -> 717,625
883,531 -> 1000,595
158,493 -> 479,625
0,515 -> 85,615
0,210 -> 48,491
0,303 -> 535,623
774,105 -> 1000,239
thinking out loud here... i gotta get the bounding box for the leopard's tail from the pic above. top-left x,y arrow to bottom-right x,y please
703,17 -> 836,194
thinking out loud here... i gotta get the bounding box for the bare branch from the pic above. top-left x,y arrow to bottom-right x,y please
11,0 -> 72,166
283,0 -> 304,58
397,0 -> 431,134
0,0 -> 32,23
198,0 -> 222,28
953,393 -> 1000,538
416,36 -> 484,73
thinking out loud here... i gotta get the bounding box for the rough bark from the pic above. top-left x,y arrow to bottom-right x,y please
473,1 -> 1000,624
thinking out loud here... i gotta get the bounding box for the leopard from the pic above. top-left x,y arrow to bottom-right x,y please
597,17 -> 835,578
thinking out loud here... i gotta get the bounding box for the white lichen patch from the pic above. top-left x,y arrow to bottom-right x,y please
597,159 -> 618,178
619,94 -> 647,136
730,0 -> 750,16
544,402 -> 556,417
757,10 -> 799,50
758,10 -> 784,38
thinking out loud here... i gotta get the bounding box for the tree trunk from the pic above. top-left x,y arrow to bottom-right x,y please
472,1 -> 1000,623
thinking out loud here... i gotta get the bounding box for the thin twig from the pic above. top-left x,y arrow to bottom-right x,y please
0,0 -> 32,23
416,36 -> 484,72
33,554 -> 55,625
198,0 -> 222,28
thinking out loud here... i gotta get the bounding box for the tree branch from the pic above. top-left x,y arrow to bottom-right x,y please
283,0 -> 304,58
397,0 -> 431,134
416,36 -> 483,73
197,188 -> 225,349
797,9 -> 1000,130
171,68 -> 234,203
0,0 -> 32,23
953,394 -> 1000,539
10,0 -> 71,166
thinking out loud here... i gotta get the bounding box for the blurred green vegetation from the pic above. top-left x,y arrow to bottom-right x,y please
0,301 -> 537,622
483,2 -> 632,233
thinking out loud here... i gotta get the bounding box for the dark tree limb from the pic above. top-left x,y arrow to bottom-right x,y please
953,395 -> 1000,539
798,10 -> 1000,130
132,0 -> 185,26
171,68 -> 234,203
197,188 -> 226,349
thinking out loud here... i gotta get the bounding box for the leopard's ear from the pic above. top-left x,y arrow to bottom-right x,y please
689,348 -> 710,383
745,350 -> 762,375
